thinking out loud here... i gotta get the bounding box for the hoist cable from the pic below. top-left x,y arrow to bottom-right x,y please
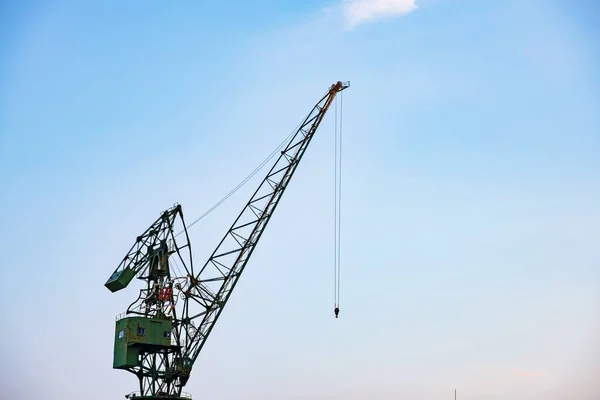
333,96 -> 338,307
337,91 -> 343,307
333,91 -> 344,316
174,119 -> 306,238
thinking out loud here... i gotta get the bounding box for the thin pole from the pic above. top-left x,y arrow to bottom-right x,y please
455,389 -> 456,400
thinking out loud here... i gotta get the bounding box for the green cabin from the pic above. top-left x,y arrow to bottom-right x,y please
113,316 -> 173,369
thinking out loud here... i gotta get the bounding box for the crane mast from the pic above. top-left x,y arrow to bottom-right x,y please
104,81 -> 349,399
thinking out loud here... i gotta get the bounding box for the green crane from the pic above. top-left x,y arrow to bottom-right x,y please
105,81 -> 350,399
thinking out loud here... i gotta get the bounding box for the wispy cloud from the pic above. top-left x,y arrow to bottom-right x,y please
343,0 -> 418,28
512,369 -> 545,378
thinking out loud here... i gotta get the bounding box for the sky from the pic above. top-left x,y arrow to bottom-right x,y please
0,0 -> 599,399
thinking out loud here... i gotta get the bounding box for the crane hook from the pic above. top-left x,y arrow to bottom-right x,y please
334,306 -> 339,318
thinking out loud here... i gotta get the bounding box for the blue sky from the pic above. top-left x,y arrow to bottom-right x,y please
0,1 -> 598,399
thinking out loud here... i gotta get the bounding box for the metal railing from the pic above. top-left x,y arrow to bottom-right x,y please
125,391 -> 192,399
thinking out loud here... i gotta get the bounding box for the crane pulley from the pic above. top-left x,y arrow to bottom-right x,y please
104,81 -> 350,400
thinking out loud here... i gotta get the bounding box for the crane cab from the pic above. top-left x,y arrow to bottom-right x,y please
113,316 -> 174,369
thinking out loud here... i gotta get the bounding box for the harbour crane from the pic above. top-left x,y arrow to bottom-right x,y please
104,81 -> 350,399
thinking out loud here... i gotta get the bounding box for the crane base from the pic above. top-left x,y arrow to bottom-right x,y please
125,392 -> 192,400
125,396 -> 191,400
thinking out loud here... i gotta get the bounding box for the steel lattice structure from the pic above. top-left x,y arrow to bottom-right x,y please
105,81 -> 349,399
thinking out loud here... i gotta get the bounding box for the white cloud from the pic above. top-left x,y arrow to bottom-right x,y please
343,0 -> 418,28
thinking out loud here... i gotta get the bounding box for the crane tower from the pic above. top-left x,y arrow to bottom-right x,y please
105,81 -> 350,399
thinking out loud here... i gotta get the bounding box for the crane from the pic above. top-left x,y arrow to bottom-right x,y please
104,80 -> 350,399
